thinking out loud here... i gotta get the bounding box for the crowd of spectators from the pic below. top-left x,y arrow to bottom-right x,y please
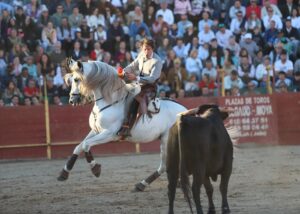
1,0 -> 300,107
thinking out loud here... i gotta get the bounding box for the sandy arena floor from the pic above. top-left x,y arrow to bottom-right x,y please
1,145 -> 300,214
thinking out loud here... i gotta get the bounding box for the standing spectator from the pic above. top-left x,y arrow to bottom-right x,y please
198,24 -> 216,45
279,0 -> 297,19
56,17 -> 73,54
262,6 -> 283,30
155,1 -> 175,26
216,23 -> 233,48
246,0 -> 261,19
50,4 -> 66,27
274,50 -> 294,77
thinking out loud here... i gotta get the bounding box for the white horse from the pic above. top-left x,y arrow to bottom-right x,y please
57,58 -> 187,191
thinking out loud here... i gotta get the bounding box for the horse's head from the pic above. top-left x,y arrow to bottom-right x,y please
148,98 -> 160,113
65,73 -> 83,106
66,57 -> 83,74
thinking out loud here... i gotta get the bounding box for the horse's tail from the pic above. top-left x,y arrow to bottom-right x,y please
177,116 -> 193,213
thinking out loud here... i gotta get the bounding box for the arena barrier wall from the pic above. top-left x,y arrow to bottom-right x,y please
0,94 -> 300,159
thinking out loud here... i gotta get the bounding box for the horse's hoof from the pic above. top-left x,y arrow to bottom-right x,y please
134,182 -> 146,192
91,163 -> 101,177
207,208 -> 216,214
57,169 -> 69,181
222,207 -> 230,214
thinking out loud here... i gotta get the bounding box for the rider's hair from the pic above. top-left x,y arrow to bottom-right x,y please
141,38 -> 155,49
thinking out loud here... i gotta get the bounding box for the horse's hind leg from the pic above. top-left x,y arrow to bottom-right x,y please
84,150 -> 101,177
57,131 -> 97,181
134,133 -> 168,191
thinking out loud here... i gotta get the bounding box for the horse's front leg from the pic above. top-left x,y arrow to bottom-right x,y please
57,130 -> 97,181
134,133 -> 168,192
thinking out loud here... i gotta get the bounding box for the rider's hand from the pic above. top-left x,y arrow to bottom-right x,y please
125,72 -> 137,81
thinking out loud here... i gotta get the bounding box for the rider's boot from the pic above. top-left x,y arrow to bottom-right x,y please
118,99 -> 139,138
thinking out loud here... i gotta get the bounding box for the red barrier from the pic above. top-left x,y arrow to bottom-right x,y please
0,94 -> 300,159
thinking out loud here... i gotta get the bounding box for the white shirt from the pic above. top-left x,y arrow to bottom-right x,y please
198,19 -> 213,32
198,30 -> 215,45
255,64 -> 274,80
230,18 -> 243,34
229,6 -> 246,19
156,9 -> 174,26
291,17 -> 300,29
86,14 -> 106,29
185,57 -> 203,75
262,14 -> 283,30
216,30 -> 233,48
198,45 -> 209,61
224,75 -> 244,90
274,59 -> 294,73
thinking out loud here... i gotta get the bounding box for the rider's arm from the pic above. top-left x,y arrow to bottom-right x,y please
139,59 -> 162,84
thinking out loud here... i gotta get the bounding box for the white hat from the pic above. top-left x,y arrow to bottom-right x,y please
41,5 -> 48,12
244,33 -> 252,39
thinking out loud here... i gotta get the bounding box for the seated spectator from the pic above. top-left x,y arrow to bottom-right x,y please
261,0 -> 282,18
23,0 -> 43,22
253,49 -> 264,68
2,80 -> 23,103
50,4 -> 66,28
114,41 -> 127,64
279,0 -> 297,19
23,17 -> 39,53
183,24 -> 197,45
37,5 -> 51,29
68,5 -> 84,35
7,95 -> 20,107
275,71 -> 292,89
17,67 -> 32,91
224,70 -> 244,93
50,42 -> 66,67
152,15 -> 169,38
177,14 -> 193,37
23,96 -> 32,106
243,80 -> 260,95
56,17 -> 73,54
202,59 -> 217,81
245,11 -> 262,33
198,42 -> 210,61
256,56 -> 274,86
216,23 -> 232,48
0,98 -> 5,107
198,24 -> 216,45
41,21 -> 57,52
274,50 -> 294,77
106,19 -> 125,54
155,1 -> 174,26
185,49 -> 203,79
158,80 -> 171,95
53,95 -> 63,106
86,8 -> 106,30
93,25 -> 107,46
172,37 -> 188,60
240,33 -> 259,60
32,96 -> 41,105
246,0 -> 261,19
23,56 -> 38,81
198,11 -> 213,33
222,50 -> 237,76
173,0 -> 192,21
229,0 -> 246,20
238,56 -> 256,85
0,49 -> 8,78
184,73 -> 200,96
61,0 -> 76,16
186,36 -> 200,55
198,73 -> 216,96
226,35 -> 241,57
77,19 -> 93,52
89,42 -> 104,61
23,78 -> 39,98
38,53 -> 54,76
290,8 -> 300,29
157,38 -> 172,60
71,41 -> 84,61
292,72 -> 300,92
11,56 -> 23,77
167,57 -> 188,93
230,10 -> 246,41
127,5 -> 144,26
262,6 -> 283,30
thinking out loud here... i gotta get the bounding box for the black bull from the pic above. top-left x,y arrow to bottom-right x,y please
166,105 -> 233,214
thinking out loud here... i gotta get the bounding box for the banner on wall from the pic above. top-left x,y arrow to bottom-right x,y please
219,95 -> 278,144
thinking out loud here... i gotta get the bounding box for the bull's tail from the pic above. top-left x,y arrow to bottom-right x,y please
177,116 -> 193,213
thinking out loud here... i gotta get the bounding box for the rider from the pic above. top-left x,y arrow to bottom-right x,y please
118,38 -> 163,137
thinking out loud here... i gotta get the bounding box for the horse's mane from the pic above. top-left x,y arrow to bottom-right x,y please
68,61 -> 126,102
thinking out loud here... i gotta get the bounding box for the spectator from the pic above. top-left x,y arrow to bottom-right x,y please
261,0 -> 282,18
198,42 -> 210,61
23,96 -> 32,106
262,6 -> 283,30
15,6 -> 26,29
240,33 -> 259,59
245,11 -> 262,32
38,53 -> 54,76
37,5 -> 51,30
198,24 -> 216,45
155,1 -> 175,26
230,10 -> 246,40
68,5 -> 84,35
56,17 -> 73,54
0,49 -> 7,78
50,4 -> 65,27
290,8 -> 300,29
224,70 -> 244,93
172,37 -> 188,59
275,71 -> 292,88
106,19 -> 125,54
185,49 -> 203,79
93,24 -> 107,46
162,49 -> 176,73
114,40 -> 127,64
157,37 -> 172,60
177,14 -> 193,37
144,4 -> 156,27
41,21 -> 57,52
89,42 -> 104,61
17,67 -> 32,91
70,40 -> 84,61
279,0 -> 297,19
198,11 -> 213,33
226,35 -> 241,56
292,71 -> 300,91
2,80 -> 23,103
77,19 -> 93,52
61,0 -> 76,16
86,8 -> 106,30
202,59 -> 217,81
127,5 -> 144,26
243,80 -> 260,95
50,42 -> 66,67
32,96 -> 41,105
216,23 -> 233,48
173,0 -> 192,21
53,95 -> 63,105
282,17 -> 300,57
23,56 -> 38,81
198,73 -> 216,96
79,0 -> 96,16
23,0 -> 43,22
229,0 -> 246,20
274,50 -> 294,77
256,56 -> 274,86
152,15 -> 169,38
184,73 -> 200,96
238,56 -> 256,85
246,0 -> 261,19
7,95 -> 20,107
167,57 -> 188,93
11,56 -> 23,77
23,78 -> 39,98
183,24 -> 197,45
